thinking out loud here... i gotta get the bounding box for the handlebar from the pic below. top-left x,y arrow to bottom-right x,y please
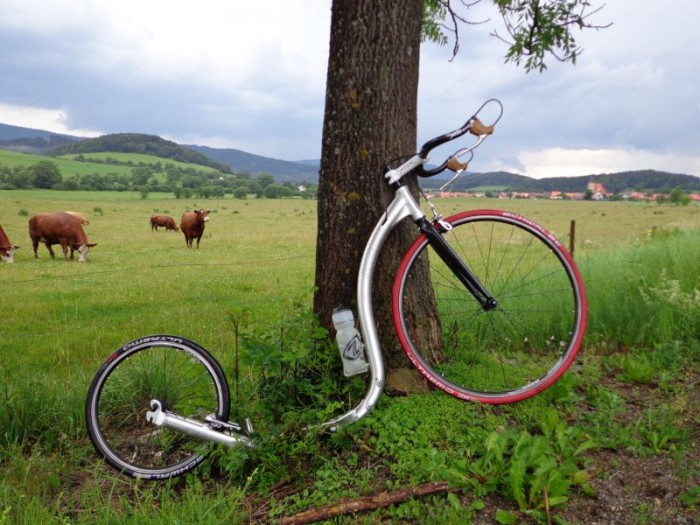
414,98 -> 503,178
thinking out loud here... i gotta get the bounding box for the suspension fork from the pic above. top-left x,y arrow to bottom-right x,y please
417,217 -> 497,311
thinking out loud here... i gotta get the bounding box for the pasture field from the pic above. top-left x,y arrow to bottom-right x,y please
1,189 -> 699,524
1,189 -> 699,406
57,151 -> 222,174
1,190 -> 317,383
0,149 -> 222,179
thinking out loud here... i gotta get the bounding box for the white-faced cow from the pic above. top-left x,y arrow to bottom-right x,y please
0,224 -> 19,263
180,209 -> 210,248
150,215 -> 179,232
29,212 -> 97,262
64,211 -> 90,225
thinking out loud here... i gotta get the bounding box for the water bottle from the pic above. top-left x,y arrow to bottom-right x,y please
332,306 -> 369,377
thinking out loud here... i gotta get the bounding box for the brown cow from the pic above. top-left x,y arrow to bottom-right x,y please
64,211 -> 90,225
0,224 -> 19,263
29,212 -> 97,262
180,209 -> 210,248
150,215 -> 179,232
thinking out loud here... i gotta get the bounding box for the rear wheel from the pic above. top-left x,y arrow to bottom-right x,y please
393,210 -> 587,404
85,335 -> 230,479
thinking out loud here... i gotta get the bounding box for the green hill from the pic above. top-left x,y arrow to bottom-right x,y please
48,133 -> 231,174
0,149 -> 223,179
186,144 -> 319,182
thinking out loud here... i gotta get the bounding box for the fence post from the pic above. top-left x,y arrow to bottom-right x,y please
569,220 -> 576,257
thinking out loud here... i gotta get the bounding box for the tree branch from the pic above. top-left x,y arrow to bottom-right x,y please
424,0 -> 611,72
279,481 -> 453,525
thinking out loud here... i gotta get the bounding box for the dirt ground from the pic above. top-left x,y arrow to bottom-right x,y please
557,451 -> 699,525
473,369 -> 700,525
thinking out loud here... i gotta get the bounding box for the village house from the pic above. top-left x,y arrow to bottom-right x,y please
587,182 -> 609,200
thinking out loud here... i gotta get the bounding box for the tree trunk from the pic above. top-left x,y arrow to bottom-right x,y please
314,0 -> 438,371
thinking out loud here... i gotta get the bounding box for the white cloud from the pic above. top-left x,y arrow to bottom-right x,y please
507,148 -> 700,179
0,103 -> 101,137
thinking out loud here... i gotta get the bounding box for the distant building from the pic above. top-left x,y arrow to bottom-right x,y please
587,182 -> 609,200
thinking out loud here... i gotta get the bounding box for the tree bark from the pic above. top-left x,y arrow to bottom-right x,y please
313,0 -> 434,370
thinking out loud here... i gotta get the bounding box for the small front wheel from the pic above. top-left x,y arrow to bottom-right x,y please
393,210 -> 587,404
85,335 -> 230,479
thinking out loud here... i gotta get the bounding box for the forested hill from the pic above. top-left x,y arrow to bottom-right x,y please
187,144 -> 320,182
441,169 -> 700,193
0,123 -> 80,153
48,133 -> 231,174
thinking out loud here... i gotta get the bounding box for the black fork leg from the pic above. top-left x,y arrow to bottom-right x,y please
417,218 -> 497,311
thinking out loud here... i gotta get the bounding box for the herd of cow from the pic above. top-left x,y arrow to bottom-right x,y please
0,209 -> 210,263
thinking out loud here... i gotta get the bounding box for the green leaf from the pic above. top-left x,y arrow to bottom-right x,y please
447,492 -> 462,509
495,509 -> 519,525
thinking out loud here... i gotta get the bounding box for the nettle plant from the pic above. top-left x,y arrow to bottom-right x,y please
443,409 -> 597,521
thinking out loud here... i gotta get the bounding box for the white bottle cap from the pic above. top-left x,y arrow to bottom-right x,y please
331,308 -> 353,325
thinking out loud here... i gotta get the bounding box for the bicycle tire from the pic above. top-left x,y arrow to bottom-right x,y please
85,335 -> 230,479
393,210 -> 587,404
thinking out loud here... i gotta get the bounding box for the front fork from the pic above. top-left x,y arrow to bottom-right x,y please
146,400 -> 255,448
417,217 -> 497,311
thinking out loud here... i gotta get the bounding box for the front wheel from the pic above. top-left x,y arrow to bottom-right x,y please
393,210 -> 587,404
85,335 -> 230,479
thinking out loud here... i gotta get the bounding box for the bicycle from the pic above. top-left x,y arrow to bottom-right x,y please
85,99 -> 587,480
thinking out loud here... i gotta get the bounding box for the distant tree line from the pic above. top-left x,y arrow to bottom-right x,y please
433,169 -> 700,194
0,160 -> 317,200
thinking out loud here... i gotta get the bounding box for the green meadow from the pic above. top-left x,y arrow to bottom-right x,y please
1,189 -> 699,524
0,149 -> 221,179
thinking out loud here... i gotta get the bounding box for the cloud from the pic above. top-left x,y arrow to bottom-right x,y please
0,0 -> 698,175
0,103 -> 101,137
504,148 -> 700,179
0,0 -> 331,158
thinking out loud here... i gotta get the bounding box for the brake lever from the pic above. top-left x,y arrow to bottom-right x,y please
438,151 -> 474,192
450,98 -> 504,160
473,98 -> 504,129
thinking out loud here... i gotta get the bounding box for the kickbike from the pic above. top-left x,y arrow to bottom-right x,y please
85,99 -> 587,479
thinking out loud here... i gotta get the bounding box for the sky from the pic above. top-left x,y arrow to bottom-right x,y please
0,0 -> 698,179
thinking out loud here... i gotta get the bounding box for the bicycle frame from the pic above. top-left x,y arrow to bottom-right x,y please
325,182 -> 425,429
87,98 -> 590,481
323,153 -> 495,428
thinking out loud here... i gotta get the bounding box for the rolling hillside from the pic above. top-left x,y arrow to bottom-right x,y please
1,122 -> 699,191
47,133 -> 231,174
0,123 -> 81,153
187,144 -> 319,182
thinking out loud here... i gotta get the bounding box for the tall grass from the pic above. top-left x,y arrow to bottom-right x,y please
581,227 -> 700,348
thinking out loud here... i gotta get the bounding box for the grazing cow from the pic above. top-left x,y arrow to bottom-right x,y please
64,211 -> 90,225
180,209 -> 210,248
29,212 -> 97,262
0,224 -> 19,263
150,215 -> 179,232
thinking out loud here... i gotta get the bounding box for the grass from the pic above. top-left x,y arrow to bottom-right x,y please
1,189 -> 699,523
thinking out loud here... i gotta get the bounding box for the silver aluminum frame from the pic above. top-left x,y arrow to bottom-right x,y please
322,159 -> 426,429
